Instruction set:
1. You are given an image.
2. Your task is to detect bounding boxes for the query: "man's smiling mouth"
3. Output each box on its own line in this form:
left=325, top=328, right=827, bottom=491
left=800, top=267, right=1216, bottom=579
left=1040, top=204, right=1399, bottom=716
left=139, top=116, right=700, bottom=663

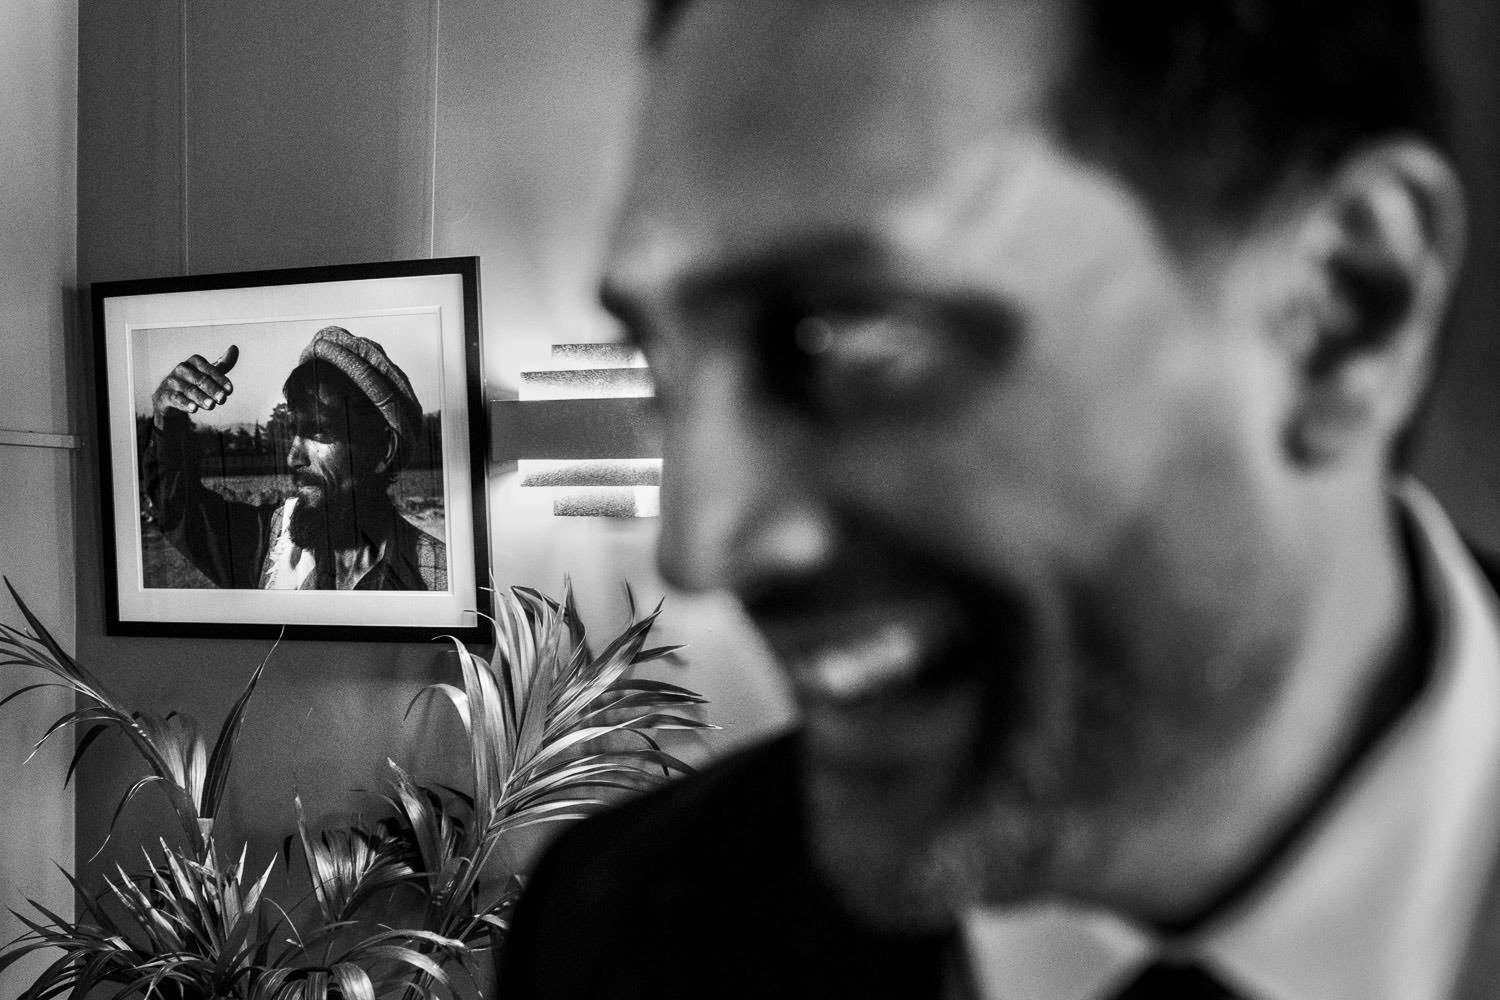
left=784, top=620, right=933, bottom=703
left=767, top=593, right=999, bottom=704
left=755, top=583, right=1032, bottom=786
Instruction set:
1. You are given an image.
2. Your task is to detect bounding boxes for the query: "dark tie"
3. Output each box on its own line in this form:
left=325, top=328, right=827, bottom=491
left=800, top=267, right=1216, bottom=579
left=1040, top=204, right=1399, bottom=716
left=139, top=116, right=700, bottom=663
left=1108, top=959, right=1249, bottom=1000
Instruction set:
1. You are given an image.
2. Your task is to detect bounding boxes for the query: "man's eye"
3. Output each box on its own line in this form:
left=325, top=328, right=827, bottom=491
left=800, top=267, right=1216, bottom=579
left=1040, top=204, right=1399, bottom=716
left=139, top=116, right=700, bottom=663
left=788, top=312, right=951, bottom=418
left=292, top=421, right=334, bottom=444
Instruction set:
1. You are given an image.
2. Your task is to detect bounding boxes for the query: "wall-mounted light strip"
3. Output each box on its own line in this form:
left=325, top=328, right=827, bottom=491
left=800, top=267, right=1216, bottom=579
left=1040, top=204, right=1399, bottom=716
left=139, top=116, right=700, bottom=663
left=553, top=487, right=661, bottom=518
left=547, top=343, right=643, bottom=368
left=518, top=458, right=661, bottom=488
left=489, top=344, right=660, bottom=517
left=520, top=367, right=654, bottom=400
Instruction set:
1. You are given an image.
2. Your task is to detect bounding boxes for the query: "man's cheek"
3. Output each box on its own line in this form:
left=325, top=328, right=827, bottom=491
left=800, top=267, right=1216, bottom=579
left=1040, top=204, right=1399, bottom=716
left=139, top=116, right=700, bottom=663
left=824, top=431, right=1075, bottom=582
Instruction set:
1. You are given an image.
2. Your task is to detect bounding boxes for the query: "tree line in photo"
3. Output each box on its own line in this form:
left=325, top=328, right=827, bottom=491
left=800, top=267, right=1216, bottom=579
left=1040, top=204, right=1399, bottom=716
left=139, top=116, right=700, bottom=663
left=135, top=409, right=445, bottom=480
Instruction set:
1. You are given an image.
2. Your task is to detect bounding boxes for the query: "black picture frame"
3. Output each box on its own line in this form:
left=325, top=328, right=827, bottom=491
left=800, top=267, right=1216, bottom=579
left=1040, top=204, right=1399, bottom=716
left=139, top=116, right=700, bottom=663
left=91, top=256, right=491, bottom=642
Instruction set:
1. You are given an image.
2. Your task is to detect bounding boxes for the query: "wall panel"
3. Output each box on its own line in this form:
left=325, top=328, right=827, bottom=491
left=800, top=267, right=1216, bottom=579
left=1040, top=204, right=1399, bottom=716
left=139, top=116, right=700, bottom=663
left=0, top=452, right=76, bottom=998
left=76, top=1, right=183, bottom=283
left=0, top=0, right=77, bottom=994
left=183, top=0, right=436, bottom=273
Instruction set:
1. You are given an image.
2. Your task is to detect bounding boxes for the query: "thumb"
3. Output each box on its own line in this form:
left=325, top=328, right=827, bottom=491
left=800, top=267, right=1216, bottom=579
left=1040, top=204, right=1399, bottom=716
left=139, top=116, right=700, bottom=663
left=214, top=344, right=240, bottom=374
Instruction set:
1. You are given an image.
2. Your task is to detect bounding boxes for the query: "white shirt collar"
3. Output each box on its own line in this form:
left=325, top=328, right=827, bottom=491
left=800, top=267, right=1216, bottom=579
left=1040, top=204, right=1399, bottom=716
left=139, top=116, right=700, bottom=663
left=961, top=480, right=1500, bottom=1000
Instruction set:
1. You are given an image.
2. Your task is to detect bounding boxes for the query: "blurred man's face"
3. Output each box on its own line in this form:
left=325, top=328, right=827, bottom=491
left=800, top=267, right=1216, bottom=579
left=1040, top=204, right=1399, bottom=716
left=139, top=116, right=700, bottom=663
left=605, top=0, right=1312, bottom=925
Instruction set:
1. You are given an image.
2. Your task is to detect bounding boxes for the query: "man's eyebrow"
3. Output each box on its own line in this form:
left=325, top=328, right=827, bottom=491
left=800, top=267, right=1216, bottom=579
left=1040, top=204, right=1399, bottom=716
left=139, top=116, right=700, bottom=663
left=680, top=232, right=895, bottom=308
left=599, top=231, right=898, bottom=331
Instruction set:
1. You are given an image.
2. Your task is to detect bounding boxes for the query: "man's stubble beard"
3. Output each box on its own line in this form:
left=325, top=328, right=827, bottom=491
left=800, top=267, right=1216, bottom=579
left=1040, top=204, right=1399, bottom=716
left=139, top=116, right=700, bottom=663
left=800, top=641, right=1096, bottom=933
left=288, top=480, right=393, bottom=553
left=798, top=586, right=1295, bottom=935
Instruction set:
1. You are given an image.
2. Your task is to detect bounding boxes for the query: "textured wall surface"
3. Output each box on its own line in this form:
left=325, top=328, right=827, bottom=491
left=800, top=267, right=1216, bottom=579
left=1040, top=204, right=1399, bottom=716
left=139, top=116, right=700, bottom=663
left=0, top=0, right=77, bottom=995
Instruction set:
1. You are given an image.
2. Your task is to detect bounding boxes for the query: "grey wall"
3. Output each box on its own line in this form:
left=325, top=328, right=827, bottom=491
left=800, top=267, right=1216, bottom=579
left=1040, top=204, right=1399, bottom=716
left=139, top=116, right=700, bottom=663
left=73, top=0, right=791, bottom=914
left=1411, top=0, right=1500, bottom=544
left=0, top=0, right=78, bottom=995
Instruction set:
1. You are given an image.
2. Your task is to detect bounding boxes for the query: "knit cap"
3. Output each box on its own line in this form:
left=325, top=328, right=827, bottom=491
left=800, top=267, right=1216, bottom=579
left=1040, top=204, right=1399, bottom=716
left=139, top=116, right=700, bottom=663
left=298, top=325, right=423, bottom=450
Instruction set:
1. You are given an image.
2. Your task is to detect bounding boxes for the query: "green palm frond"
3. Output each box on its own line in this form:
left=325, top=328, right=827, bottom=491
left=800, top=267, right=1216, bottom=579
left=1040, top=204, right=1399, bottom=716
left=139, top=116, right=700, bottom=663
left=5, top=840, right=459, bottom=1000
left=1, top=841, right=279, bottom=1000
left=260, top=925, right=471, bottom=1000
left=397, top=581, right=715, bottom=951
left=380, top=763, right=468, bottom=901
left=291, top=796, right=420, bottom=928
left=1, top=578, right=274, bottom=859
left=2, top=578, right=711, bottom=998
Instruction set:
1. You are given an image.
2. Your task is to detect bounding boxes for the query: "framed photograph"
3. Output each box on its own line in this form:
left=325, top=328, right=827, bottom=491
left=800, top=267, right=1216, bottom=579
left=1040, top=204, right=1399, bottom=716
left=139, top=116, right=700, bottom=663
left=91, top=257, right=491, bottom=641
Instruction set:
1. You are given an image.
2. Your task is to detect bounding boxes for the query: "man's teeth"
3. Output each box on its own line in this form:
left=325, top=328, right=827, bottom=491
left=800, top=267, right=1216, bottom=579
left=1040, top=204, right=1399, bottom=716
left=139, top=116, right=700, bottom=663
left=792, top=622, right=927, bottom=701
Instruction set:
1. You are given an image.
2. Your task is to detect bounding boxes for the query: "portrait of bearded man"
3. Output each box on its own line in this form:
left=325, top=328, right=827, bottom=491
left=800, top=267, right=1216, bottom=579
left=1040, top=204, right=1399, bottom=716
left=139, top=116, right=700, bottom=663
left=145, top=325, right=447, bottom=592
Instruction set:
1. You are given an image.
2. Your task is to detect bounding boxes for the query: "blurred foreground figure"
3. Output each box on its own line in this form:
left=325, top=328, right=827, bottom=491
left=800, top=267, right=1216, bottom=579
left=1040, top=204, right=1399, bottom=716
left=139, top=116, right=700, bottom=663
left=504, top=2, right=1498, bottom=998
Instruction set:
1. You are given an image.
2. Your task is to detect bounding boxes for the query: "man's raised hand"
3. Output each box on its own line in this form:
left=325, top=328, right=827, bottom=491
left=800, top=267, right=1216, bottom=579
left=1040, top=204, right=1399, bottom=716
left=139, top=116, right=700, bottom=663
left=152, top=344, right=240, bottom=424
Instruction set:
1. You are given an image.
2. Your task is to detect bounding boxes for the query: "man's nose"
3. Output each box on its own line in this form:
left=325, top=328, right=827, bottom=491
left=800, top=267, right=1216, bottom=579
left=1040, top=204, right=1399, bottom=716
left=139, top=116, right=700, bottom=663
left=286, top=435, right=308, bottom=470
left=654, top=357, right=836, bottom=598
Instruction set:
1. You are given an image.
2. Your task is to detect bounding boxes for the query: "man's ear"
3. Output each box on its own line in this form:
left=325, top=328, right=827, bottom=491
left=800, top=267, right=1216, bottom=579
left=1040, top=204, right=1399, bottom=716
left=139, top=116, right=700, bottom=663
left=1279, top=139, right=1465, bottom=468
left=374, top=426, right=402, bottom=477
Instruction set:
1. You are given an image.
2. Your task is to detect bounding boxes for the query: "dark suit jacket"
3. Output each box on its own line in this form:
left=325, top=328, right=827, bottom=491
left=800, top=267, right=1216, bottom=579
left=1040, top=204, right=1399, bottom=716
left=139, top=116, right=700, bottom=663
left=500, top=733, right=955, bottom=1000
left=502, top=552, right=1500, bottom=999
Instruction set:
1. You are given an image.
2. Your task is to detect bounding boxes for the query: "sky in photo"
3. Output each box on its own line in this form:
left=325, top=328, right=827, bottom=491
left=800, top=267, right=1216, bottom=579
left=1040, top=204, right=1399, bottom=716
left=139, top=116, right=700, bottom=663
left=130, top=310, right=447, bottom=428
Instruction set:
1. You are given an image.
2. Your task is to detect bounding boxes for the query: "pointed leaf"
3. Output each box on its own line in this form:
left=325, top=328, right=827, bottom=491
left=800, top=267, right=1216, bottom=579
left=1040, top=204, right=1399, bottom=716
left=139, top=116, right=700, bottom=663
left=361, top=945, right=451, bottom=987
left=406, top=682, right=471, bottom=730
left=330, top=962, right=375, bottom=1000
left=0, top=680, right=67, bottom=711
left=202, top=640, right=275, bottom=818
left=64, top=724, right=110, bottom=789
left=631, top=644, right=684, bottom=664
left=3, top=578, right=92, bottom=686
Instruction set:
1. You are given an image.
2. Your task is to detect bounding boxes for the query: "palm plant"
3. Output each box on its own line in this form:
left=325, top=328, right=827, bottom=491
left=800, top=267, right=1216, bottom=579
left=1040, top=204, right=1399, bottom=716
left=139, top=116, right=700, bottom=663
left=0, top=579, right=262, bottom=860
left=295, top=583, right=713, bottom=988
left=0, top=578, right=711, bottom=999
left=4, top=841, right=280, bottom=1000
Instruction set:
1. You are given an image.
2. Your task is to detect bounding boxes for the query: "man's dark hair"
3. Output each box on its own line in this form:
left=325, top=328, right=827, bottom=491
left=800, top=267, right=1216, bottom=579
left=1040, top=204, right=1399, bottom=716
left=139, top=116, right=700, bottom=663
left=283, top=361, right=404, bottom=486
left=646, top=0, right=691, bottom=42
left=643, top=0, right=1451, bottom=465
left=644, top=0, right=1447, bottom=235
left=1056, top=0, right=1446, bottom=235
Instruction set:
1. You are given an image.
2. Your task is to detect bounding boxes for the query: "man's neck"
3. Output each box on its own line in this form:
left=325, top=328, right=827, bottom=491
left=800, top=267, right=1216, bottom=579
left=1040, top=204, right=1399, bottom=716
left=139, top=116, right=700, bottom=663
left=302, top=492, right=400, bottom=589
left=1168, top=511, right=1432, bottom=933
left=1094, top=490, right=1426, bottom=931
